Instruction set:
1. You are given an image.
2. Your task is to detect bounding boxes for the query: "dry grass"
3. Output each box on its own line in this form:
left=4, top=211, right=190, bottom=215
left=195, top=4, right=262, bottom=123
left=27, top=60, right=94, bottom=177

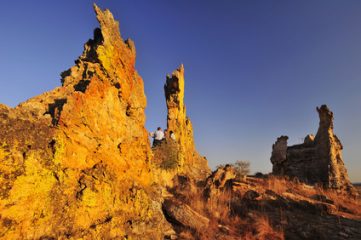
left=171, top=181, right=285, bottom=239
left=263, top=175, right=361, bottom=217
left=263, top=175, right=317, bottom=197
left=242, top=216, right=284, bottom=240
left=169, top=174, right=361, bottom=239
left=317, top=187, right=361, bottom=216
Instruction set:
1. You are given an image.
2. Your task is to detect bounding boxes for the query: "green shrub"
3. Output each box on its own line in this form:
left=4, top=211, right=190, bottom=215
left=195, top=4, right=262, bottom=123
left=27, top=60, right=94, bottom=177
left=152, top=140, right=179, bottom=170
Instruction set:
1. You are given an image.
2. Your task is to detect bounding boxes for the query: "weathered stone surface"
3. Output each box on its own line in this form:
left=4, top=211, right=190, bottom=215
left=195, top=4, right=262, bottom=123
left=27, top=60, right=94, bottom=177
left=164, top=65, right=210, bottom=179
left=270, top=105, right=355, bottom=194
left=202, top=165, right=237, bottom=201
left=0, top=4, right=171, bottom=239
left=206, top=165, right=236, bottom=189
left=270, top=135, right=288, bottom=175
left=163, top=199, right=210, bottom=230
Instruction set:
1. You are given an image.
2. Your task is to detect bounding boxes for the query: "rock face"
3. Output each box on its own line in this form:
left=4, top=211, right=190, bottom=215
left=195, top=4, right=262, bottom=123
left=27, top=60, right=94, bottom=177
left=0, top=5, right=172, bottom=239
left=163, top=198, right=210, bottom=231
left=164, top=65, right=210, bottom=179
left=270, top=136, right=289, bottom=175
left=271, top=105, right=355, bottom=193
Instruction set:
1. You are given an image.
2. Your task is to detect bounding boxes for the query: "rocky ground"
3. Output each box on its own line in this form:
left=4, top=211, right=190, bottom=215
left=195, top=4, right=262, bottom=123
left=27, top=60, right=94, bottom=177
left=162, top=166, right=361, bottom=240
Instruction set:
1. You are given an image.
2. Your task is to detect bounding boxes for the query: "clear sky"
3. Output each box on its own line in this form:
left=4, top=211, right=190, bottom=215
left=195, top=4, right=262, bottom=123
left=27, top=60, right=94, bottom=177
left=0, top=1, right=360, bottom=181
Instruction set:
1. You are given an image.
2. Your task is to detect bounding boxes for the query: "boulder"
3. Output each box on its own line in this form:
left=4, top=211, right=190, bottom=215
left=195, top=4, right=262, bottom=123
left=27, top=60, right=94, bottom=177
left=163, top=199, right=210, bottom=231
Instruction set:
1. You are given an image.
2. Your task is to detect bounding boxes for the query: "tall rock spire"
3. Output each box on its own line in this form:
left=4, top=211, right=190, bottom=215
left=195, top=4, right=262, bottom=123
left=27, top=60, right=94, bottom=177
left=164, top=65, right=210, bottom=179
left=314, top=105, right=353, bottom=190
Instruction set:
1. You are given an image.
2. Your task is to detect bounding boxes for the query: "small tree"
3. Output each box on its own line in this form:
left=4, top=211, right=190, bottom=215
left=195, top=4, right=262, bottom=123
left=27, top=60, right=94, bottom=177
left=216, top=164, right=226, bottom=169
left=233, top=160, right=250, bottom=179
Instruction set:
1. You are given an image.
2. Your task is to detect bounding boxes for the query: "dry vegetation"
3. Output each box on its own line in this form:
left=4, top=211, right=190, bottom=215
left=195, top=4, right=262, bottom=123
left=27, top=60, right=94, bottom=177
left=165, top=173, right=361, bottom=240
left=166, top=176, right=285, bottom=239
left=262, top=176, right=361, bottom=217
left=152, top=140, right=180, bottom=169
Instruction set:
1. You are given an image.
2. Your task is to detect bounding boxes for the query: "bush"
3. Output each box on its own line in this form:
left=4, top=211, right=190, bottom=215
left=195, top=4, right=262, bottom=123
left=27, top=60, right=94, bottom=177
left=152, top=140, right=179, bottom=170
left=215, top=164, right=226, bottom=169
left=233, top=160, right=250, bottom=179
left=255, top=172, right=265, bottom=178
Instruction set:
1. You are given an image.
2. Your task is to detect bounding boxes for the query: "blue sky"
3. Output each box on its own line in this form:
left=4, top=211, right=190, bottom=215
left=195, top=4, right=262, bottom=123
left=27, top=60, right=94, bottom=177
left=0, top=1, right=360, bottom=181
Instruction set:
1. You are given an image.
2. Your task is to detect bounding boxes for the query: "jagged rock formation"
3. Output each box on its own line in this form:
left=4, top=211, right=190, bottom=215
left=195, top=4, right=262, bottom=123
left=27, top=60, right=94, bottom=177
left=0, top=5, right=173, bottom=239
left=164, top=65, right=210, bottom=179
left=1, top=4, right=360, bottom=240
left=271, top=105, right=355, bottom=193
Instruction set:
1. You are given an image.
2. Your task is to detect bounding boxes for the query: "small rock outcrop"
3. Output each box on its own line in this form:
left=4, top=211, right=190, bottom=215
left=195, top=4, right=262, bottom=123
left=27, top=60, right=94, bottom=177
left=163, top=198, right=210, bottom=231
left=271, top=105, right=355, bottom=193
left=164, top=65, right=210, bottom=179
left=203, top=165, right=236, bottom=198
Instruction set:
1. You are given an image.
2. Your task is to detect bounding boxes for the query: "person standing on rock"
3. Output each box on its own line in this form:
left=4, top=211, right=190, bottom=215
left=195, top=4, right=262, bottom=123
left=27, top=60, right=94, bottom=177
left=169, top=130, right=176, bottom=141
left=150, top=127, right=164, bottom=147
left=163, top=129, right=168, bottom=142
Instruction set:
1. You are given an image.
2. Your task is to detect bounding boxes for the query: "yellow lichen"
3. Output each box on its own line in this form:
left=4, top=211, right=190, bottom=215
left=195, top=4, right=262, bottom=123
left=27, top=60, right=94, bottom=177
left=53, top=136, right=65, bottom=165
left=0, top=143, right=8, bottom=160
left=97, top=44, right=115, bottom=74
left=0, top=143, right=21, bottom=175
left=0, top=152, right=56, bottom=238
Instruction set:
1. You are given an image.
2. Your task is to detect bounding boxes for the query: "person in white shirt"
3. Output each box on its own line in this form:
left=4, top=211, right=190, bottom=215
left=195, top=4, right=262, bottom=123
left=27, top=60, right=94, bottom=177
left=150, top=127, right=164, bottom=147
left=169, top=130, right=176, bottom=141
left=164, top=129, right=168, bottom=140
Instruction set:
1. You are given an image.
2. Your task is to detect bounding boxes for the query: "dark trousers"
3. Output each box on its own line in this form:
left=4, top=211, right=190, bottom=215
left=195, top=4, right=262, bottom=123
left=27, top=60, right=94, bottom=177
left=153, top=139, right=162, bottom=147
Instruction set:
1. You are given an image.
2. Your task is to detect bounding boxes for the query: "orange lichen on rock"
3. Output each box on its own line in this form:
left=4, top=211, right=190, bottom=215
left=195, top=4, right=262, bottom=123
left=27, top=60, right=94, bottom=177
left=0, top=4, right=172, bottom=239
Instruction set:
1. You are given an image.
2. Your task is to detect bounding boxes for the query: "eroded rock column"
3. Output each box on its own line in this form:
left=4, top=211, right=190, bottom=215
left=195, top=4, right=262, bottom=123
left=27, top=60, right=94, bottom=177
left=164, top=65, right=210, bottom=179
left=314, top=105, right=354, bottom=191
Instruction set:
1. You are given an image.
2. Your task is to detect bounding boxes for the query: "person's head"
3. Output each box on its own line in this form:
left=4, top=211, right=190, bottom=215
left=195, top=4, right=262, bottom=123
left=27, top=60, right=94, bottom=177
left=157, top=127, right=162, bottom=131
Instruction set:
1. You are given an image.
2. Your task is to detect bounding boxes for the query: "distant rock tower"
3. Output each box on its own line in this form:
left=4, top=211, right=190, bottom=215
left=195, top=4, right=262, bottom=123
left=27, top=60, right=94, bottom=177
left=164, top=65, right=210, bottom=179
left=271, top=105, right=355, bottom=193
